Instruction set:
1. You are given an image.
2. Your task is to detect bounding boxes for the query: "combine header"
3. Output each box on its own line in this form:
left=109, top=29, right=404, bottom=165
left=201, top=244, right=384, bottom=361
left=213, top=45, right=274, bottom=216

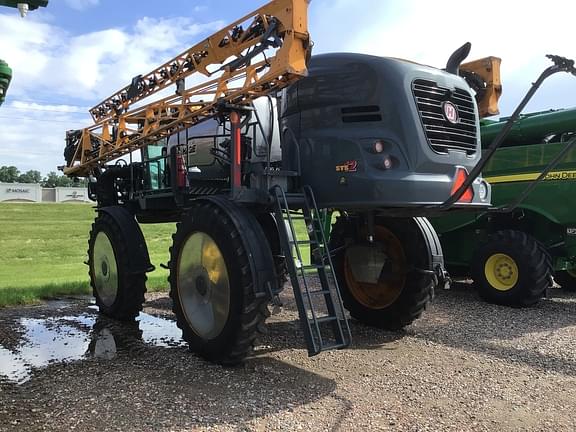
left=60, top=0, right=575, bottom=363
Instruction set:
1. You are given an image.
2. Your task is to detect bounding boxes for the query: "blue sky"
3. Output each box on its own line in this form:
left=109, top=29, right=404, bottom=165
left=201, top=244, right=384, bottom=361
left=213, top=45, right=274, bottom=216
left=1, top=0, right=575, bottom=173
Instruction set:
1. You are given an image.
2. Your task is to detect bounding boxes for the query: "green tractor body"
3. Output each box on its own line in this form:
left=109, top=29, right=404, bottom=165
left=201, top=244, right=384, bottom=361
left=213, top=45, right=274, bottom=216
left=0, top=0, right=48, bottom=12
left=432, top=107, right=576, bottom=304
left=0, top=59, right=12, bottom=107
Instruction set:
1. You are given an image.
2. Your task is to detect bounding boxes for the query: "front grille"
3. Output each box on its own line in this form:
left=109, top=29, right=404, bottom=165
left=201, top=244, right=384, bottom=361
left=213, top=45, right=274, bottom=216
left=412, top=79, right=478, bottom=155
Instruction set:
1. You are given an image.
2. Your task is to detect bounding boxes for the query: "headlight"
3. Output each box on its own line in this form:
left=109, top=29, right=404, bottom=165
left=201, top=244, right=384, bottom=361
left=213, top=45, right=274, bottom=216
left=478, top=181, right=488, bottom=201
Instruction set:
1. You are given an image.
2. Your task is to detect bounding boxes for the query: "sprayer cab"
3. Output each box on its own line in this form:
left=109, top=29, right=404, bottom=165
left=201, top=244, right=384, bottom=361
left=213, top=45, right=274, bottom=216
left=280, top=53, right=491, bottom=213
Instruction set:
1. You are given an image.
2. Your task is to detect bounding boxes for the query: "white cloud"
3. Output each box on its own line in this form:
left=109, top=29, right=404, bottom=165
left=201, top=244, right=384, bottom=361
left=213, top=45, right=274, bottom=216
left=64, top=0, right=99, bottom=11
left=8, top=100, right=89, bottom=113
left=0, top=101, right=89, bottom=174
left=0, top=14, right=224, bottom=102
left=0, top=14, right=224, bottom=173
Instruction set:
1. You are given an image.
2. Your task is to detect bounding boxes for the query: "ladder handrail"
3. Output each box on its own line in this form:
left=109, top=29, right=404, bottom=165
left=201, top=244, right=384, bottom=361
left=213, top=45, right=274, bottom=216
left=302, top=185, right=351, bottom=344
left=271, top=185, right=323, bottom=347
left=271, top=184, right=351, bottom=355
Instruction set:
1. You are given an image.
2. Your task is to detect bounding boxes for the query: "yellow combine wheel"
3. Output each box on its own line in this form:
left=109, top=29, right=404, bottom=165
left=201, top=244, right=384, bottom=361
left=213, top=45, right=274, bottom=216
left=471, top=230, right=552, bottom=307
left=484, top=253, right=519, bottom=291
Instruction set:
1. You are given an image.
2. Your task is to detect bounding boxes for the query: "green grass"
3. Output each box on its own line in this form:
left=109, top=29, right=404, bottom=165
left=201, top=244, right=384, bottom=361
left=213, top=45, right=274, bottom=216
left=0, top=203, right=323, bottom=307
left=0, top=203, right=175, bottom=306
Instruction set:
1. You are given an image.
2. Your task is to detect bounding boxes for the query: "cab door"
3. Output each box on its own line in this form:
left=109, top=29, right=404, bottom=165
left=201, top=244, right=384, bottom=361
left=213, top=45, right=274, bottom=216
left=142, top=139, right=168, bottom=190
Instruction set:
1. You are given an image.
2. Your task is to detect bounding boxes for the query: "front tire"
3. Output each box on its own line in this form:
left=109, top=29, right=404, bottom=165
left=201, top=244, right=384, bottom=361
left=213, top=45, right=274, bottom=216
left=471, top=230, right=552, bottom=307
left=330, top=217, right=434, bottom=330
left=88, top=212, right=147, bottom=321
left=169, top=201, right=272, bottom=365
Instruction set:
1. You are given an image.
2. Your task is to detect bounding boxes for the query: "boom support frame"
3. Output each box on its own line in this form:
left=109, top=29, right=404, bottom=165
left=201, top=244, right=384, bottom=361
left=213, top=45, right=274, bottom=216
left=63, top=0, right=311, bottom=177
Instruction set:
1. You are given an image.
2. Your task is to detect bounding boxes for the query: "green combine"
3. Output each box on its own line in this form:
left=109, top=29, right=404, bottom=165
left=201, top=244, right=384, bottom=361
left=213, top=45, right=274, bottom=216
left=0, top=59, right=11, bottom=107
left=0, top=1, right=48, bottom=106
left=0, top=0, right=48, bottom=16
left=432, top=108, right=576, bottom=306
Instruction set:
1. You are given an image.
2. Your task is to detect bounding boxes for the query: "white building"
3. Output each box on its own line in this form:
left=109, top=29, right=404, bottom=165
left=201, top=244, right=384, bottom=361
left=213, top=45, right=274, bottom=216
left=0, top=183, right=91, bottom=203
left=55, top=187, right=90, bottom=203
left=0, top=183, right=42, bottom=202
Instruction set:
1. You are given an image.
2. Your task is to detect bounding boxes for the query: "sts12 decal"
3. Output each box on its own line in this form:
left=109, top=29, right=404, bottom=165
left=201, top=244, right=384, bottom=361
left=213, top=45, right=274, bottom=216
left=336, top=160, right=358, bottom=173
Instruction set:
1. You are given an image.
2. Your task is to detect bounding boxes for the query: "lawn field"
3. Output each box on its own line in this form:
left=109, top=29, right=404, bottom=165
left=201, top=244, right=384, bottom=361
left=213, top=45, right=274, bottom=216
left=0, top=203, right=312, bottom=306
left=0, top=203, right=175, bottom=306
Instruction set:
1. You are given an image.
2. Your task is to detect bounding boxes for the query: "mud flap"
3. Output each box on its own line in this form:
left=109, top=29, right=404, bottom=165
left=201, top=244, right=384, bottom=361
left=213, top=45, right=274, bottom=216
left=413, top=217, right=448, bottom=290
left=98, top=206, right=154, bottom=274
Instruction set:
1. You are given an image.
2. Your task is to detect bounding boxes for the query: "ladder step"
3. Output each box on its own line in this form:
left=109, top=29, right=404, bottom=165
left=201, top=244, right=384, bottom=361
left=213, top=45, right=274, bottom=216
left=285, top=216, right=310, bottom=221
left=309, top=289, right=331, bottom=295
left=290, top=239, right=319, bottom=246
left=301, top=264, right=331, bottom=271
left=316, top=316, right=338, bottom=324
left=320, top=342, right=348, bottom=351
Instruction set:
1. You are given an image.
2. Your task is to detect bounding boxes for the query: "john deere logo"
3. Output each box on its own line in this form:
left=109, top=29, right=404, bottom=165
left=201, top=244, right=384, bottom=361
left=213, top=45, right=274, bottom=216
left=443, top=101, right=459, bottom=124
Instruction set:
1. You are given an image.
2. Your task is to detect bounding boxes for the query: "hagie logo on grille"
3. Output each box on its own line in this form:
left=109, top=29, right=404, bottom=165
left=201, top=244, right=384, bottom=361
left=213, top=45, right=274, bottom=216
left=443, top=101, right=459, bottom=124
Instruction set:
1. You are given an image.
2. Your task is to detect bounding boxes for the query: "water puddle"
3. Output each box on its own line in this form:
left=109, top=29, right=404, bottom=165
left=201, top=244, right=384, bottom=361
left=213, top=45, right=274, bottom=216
left=0, top=306, right=186, bottom=385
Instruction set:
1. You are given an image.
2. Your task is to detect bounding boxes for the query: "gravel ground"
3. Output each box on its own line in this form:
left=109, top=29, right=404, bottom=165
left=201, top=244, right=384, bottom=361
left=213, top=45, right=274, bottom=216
left=1, top=281, right=576, bottom=431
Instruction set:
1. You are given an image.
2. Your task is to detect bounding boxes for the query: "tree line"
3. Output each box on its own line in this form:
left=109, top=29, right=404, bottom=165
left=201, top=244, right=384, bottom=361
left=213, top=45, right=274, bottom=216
left=0, top=166, right=88, bottom=187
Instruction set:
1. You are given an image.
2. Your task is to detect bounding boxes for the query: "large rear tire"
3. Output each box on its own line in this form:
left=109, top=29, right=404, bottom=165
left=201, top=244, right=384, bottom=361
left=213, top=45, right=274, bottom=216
left=555, top=270, right=576, bottom=292
left=330, top=217, right=434, bottom=330
left=471, top=230, right=552, bottom=307
left=88, top=212, right=147, bottom=321
left=169, top=201, right=272, bottom=365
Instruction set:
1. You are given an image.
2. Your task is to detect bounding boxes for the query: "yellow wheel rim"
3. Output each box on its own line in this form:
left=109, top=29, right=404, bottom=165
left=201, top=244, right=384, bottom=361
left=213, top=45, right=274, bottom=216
left=484, top=253, right=519, bottom=291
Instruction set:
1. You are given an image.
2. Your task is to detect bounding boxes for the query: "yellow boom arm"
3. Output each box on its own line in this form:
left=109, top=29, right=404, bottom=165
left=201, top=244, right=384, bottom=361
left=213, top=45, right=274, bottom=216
left=64, top=0, right=311, bottom=176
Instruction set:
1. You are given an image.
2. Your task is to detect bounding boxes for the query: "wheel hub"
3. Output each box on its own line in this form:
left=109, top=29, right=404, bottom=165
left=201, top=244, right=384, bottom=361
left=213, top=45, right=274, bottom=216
left=177, top=232, right=230, bottom=340
left=344, top=226, right=407, bottom=309
left=195, top=275, right=209, bottom=298
left=93, top=231, right=119, bottom=307
left=484, top=253, right=518, bottom=291
left=101, top=260, right=109, bottom=278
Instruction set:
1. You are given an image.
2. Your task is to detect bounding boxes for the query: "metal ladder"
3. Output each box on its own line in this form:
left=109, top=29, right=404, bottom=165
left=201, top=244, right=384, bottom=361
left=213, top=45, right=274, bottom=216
left=271, top=185, right=351, bottom=356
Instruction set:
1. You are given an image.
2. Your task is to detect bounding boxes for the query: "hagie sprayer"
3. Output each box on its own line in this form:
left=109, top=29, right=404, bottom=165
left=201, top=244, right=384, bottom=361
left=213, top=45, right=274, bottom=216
left=60, top=0, right=576, bottom=363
